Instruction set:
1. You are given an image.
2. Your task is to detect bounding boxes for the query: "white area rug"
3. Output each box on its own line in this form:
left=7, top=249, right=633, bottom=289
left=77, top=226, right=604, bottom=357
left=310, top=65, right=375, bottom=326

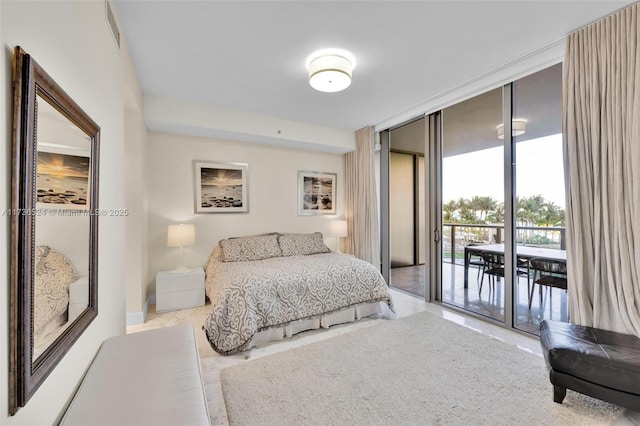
left=221, top=310, right=622, bottom=425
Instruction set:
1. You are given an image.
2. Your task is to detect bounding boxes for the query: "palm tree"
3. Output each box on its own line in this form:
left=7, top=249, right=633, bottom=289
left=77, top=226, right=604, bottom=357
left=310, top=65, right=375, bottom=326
left=477, top=196, right=497, bottom=223
left=539, top=201, right=561, bottom=226
left=455, top=197, right=474, bottom=224
left=444, top=194, right=565, bottom=247
left=517, top=194, right=545, bottom=226
left=469, top=196, right=483, bottom=223
left=443, top=200, right=457, bottom=223
left=487, top=202, right=504, bottom=224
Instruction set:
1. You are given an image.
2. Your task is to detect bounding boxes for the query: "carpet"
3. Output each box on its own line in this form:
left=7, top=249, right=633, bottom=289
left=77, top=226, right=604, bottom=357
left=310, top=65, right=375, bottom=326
left=221, top=310, right=623, bottom=425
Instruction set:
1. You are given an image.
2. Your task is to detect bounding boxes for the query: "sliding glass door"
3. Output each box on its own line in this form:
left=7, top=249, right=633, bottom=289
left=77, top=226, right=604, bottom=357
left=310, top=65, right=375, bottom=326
left=433, top=64, right=567, bottom=335
left=379, top=63, right=567, bottom=335
left=513, top=64, right=567, bottom=333
left=440, top=88, right=505, bottom=322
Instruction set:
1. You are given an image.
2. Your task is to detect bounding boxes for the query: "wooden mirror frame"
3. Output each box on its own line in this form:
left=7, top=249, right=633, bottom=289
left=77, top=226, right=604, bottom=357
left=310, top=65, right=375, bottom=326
left=9, top=47, right=100, bottom=415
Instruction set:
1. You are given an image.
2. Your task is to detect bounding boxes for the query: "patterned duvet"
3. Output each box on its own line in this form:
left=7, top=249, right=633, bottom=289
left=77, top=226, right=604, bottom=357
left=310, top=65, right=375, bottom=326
left=34, top=246, right=78, bottom=334
left=203, top=248, right=393, bottom=355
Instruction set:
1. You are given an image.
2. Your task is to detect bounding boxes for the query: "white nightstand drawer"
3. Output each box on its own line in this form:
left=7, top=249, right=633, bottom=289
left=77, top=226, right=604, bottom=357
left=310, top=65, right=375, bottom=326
left=156, top=268, right=205, bottom=312
left=156, top=268, right=204, bottom=293
left=157, top=289, right=205, bottom=313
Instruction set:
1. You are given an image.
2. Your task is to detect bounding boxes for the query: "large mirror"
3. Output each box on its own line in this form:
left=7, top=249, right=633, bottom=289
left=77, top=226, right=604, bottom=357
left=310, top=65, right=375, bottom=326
left=9, top=47, right=100, bottom=414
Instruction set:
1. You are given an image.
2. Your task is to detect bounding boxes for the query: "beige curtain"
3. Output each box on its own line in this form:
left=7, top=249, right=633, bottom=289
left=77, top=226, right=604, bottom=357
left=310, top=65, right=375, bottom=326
left=344, top=126, right=380, bottom=266
left=563, top=3, right=640, bottom=335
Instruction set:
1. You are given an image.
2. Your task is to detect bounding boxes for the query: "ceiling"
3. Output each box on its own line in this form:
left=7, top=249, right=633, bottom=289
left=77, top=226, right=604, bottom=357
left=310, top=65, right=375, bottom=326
left=386, top=63, right=562, bottom=157
left=113, top=1, right=635, bottom=133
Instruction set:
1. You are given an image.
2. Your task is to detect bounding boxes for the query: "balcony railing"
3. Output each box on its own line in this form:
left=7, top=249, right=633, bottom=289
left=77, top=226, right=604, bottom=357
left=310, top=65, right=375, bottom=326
left=443, top=223, right=566, bottom=265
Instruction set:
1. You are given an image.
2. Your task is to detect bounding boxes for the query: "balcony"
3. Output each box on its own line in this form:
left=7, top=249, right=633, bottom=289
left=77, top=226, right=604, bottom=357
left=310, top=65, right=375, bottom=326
left=390, top=223, right=568, bottom=335
left=442, top=223, right=566, bottom=265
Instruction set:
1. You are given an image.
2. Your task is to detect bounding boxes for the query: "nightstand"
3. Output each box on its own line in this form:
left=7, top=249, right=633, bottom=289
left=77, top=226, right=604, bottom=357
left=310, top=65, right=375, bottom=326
left=155, top=267, right=205, bottom=312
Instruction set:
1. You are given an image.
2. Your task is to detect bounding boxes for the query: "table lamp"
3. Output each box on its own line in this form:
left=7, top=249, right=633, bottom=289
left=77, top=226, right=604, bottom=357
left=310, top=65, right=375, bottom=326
left=167, top=223, right=196, bottom=273
left=330, top=219, right=348, bottom=253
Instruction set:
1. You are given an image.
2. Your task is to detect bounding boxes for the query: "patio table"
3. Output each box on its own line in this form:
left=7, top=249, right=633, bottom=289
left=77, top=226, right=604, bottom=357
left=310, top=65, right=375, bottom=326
left=463, top=243, right=566, bottom=288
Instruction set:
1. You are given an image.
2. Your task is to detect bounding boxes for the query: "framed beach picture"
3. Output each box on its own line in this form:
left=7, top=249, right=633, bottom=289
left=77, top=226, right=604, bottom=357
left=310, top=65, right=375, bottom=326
left=194, top=161, right=249, bottom=213
left=298, top=171, right=336, bottom=215
left=36, top=146, right=91, bottom=209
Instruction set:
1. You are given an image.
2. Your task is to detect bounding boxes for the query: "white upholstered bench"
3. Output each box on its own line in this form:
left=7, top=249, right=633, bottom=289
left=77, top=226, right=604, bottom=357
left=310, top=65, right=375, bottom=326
left=61, top=324, right=210, bottom=425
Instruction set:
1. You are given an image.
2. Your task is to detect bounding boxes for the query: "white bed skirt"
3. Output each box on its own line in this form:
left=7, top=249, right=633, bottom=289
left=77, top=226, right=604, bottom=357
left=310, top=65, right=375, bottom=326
left=244, top=301, right=385, bottom=350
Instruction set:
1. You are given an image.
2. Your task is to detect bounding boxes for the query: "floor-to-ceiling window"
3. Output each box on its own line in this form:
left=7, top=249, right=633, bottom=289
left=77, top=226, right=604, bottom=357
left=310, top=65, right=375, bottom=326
left=435, top=64, right=567, bottom=334
left=440, top=87, right=505, bottom=322
left=381, top=64, right=567, bottom=335
left=513, top=64, right=567, bottom=334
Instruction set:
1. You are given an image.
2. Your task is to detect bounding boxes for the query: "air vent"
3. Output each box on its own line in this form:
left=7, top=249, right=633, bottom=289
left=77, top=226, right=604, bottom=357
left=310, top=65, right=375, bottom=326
left=105, top=0, right=120, bottom=49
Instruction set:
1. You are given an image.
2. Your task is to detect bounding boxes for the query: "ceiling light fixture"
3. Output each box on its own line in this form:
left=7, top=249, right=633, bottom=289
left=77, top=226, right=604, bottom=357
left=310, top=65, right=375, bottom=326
left=497, top=119, right=527, bottom=139
left=306, top=49, right=355, bottom=93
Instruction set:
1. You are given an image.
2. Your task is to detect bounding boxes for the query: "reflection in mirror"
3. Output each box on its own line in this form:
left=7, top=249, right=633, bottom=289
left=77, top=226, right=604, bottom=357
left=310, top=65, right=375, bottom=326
left=33, top=95, right=91, bottom=360
left=9, top=46, right=100, bottom=415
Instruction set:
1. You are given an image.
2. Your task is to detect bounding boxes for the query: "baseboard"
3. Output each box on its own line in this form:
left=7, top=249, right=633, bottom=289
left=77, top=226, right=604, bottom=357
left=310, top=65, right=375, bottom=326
left=126, top=296, right=152, bottom=326
left=126, top=311, right=144, bottom=326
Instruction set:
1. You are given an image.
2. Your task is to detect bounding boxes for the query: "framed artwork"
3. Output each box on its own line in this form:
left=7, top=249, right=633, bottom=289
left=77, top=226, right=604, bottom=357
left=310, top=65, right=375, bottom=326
left=298, top=171, right=336, bottom=215
left=36, top=145, right=91, bottom=210
left=194, top=160, right=249, bottom=213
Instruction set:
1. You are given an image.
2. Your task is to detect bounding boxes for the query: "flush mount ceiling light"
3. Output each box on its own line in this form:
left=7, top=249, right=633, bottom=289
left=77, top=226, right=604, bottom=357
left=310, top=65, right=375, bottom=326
left=306, top=49, right=355, bottom=93
left=497, top=119, right=527, bottom=139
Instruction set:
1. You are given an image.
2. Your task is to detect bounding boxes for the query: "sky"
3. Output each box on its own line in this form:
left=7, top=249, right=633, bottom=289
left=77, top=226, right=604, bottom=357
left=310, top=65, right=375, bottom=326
left=442, top=134, right=565, bottom=208
left=37, top=152, right=90, bottom=178
left=200, top=167, right=243, bottom=186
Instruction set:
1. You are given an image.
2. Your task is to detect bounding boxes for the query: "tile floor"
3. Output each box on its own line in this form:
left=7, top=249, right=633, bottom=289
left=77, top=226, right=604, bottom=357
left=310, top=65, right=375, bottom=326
left=391, top=263, right=569, bottom=335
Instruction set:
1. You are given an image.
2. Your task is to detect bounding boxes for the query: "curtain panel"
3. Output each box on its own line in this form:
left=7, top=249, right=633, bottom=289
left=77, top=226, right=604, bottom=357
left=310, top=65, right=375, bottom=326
left=563, top=2, right=640, bottom=335
left=344, top=126, right=380, bottom=267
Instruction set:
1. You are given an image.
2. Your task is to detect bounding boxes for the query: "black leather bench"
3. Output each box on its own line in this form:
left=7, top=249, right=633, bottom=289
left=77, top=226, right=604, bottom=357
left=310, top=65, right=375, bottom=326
left=539, top=319, right=640, bottom=410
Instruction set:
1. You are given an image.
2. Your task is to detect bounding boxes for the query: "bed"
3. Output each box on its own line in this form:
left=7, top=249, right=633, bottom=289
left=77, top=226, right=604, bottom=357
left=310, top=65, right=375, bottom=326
left=33, top=245, right=88, bottom=357
left=202, top=232, right=394, bottom=355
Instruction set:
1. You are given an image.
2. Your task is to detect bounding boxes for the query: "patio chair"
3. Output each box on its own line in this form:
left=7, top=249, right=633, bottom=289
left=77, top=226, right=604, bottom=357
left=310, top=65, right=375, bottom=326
left=528, top=257, right=567, bottom=308
left=479, top=252, right=504, bottom=293
left=466, top=243, right=485, bottom=286
left=479, top=251, right=532, bottom=294
left=517, top=257, right=532, bottom=297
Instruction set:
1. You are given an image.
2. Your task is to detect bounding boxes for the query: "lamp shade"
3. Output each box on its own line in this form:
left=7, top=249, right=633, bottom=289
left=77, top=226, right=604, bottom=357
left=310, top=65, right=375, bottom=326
left=167, top=224, right=196, bottom=247
left=330, top=220, right=348, bottom=238
left=497, top=119, right=527, bottom=139
left=306, top=49, right=355, bottom=93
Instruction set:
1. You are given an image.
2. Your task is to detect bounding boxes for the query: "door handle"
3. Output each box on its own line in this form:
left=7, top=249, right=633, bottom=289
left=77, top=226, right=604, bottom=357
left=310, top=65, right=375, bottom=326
left=434, top=229, right=440, bottom=243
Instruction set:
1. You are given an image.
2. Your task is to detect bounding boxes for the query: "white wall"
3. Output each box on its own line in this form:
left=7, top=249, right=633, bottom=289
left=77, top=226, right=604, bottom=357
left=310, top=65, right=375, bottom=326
left=1, top=1, right=127, bottom=423
left=123, top=45, right=148, bottom=321
left=147, top=131, right=345, bottom=297
left=145, top=95, right=356, bottom=154
left=124, top=107, right=148, bottom=320
left=36, top=215, right=90, bottom=274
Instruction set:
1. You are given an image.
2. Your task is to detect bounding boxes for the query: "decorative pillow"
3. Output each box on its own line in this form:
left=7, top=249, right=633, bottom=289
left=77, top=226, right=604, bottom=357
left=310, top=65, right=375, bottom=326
left=34, top=246, right=79, bottom=333
left=278, top=232, right=330, bottom=256
left=219, top=234, right=282, bottom=262
left=209, top=245, right=223, bottom=262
